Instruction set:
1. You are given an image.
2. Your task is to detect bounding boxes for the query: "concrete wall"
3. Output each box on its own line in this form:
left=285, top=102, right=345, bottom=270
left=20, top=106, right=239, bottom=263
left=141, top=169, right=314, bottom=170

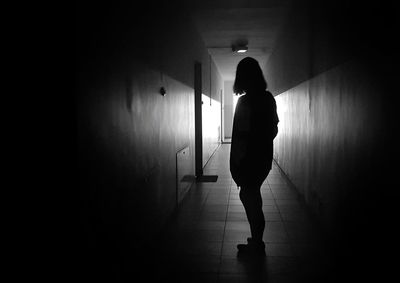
left=265, top=0, right=398, bottom=280
left=274, top=61, right=383, bottom=225
left=76, top=1, right=223, bottom=279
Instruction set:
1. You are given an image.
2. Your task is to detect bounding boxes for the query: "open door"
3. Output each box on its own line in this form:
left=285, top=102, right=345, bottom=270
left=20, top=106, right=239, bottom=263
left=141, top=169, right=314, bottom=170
left=194, top=62, right=218, bottom=183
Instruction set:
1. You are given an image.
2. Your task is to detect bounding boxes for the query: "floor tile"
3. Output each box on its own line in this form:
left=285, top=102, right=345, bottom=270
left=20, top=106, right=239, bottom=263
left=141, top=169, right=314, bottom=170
left=199, top=212, right=227, bottom=221
left=178, top=255, right=221, bottom=273
left=221, top=241, right=239, bottom=257
left=266, top=243, right=294, bottom=256
left=178, top=272, right=219, bottom=283
left=156, top=144, right=328, bottom=283
left=195, top=220, right=226, bottom=231
left=263, top=205, right=279, bottom=212
left=228, top=205, right=246, bottom=212
left=218, top=273, right=251, bottom=283
left=264, top=212, right=282, bottom=222
left=227, top=211, right=248, bottom=222
left=263, top=230, right=289, bottom=243
left=178, top=240, right=223, bottom=255
left=265, top=256, right=298, bottom=276
left=228, top=199, right=242, bottom=205
left=225, top=221, right=250, bottom=231
left=273, top=192, right=298, bottom=200
left=202, top=204, right=228, bottom=213
left=223, top=230, right=251, bottom=242
left=190, top=229, right=225, bottom=241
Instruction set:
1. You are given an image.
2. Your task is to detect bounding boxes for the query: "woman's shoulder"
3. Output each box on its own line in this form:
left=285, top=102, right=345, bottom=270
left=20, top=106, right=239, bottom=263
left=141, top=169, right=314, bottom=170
left=264, top=90, right=276, bottom=104
left=240, top=90, right=275, bottom=106
left=265, top=90, right=273, bottom=97
left=237, top=94, right=249, bottom=105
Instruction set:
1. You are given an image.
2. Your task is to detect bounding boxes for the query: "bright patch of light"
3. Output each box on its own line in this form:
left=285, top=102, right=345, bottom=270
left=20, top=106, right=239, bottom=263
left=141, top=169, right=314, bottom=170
left=202, top=94, right=221, bottom=162
left=233, top=94, right=241, bottom=112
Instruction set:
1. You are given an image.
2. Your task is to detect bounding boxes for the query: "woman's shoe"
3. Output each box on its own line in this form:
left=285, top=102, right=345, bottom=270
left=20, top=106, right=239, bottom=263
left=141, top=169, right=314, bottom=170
left=237, top=238, right=266, bottom=256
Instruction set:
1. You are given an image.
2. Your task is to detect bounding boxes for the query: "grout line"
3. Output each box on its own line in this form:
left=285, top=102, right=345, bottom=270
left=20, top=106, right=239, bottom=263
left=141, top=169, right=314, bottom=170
left=200, top=144, right=232, bottom=277
left=202, top=143, right=222, bottom=171
left=218, top=176, right=232, bottom=274
left=269, top=167, right=297, bottom=260
left=270, top=161, right=307, bottom=266
left=272, top=159, right=324, bottom=234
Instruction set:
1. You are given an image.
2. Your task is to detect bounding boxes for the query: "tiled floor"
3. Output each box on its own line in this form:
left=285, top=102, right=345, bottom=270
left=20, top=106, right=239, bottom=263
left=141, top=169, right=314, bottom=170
left=154, top=144, right=330, bottom=282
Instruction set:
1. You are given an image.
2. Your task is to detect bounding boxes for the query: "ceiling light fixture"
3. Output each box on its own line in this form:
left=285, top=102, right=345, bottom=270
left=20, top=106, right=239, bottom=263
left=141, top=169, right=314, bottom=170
left=232, top=45, right=248, bottom=53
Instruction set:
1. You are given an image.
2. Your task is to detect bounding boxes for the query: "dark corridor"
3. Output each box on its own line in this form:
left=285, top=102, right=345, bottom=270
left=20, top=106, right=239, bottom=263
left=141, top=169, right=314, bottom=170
left=76, top=0, right=399, bottom=282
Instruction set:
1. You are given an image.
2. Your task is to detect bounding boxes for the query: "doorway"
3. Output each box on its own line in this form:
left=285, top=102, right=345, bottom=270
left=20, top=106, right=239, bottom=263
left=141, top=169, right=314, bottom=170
left=222, top=81, right=235, bottom=143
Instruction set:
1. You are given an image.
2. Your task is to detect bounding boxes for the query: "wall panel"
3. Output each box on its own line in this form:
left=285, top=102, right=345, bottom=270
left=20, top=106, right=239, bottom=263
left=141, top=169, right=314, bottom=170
left=76, top=1, right=223, bottom=278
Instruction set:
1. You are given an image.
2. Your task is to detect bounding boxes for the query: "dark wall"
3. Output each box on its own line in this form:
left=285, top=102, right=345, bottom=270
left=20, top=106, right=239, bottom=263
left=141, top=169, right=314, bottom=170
left=76, top=1, right=223, bottom=280
left=266, top=0, right=399, bottom=95
left=265, top=0, right=399, bottom=280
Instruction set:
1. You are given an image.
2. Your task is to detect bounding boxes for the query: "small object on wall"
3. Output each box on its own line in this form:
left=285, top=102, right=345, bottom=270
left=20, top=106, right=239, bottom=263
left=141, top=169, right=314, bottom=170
left=160, top=87, right=166, bottom=96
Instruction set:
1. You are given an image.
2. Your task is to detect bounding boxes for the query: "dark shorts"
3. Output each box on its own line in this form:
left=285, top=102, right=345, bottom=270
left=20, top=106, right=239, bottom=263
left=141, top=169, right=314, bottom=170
left=232, top=168, right=269, bottom=188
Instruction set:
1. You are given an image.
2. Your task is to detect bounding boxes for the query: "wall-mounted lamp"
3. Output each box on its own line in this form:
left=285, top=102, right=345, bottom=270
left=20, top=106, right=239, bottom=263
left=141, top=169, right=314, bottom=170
left=160, top=87, right=166, bottom=96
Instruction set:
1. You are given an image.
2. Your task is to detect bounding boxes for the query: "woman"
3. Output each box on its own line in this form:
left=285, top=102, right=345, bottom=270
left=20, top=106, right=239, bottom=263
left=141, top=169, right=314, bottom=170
left=230, top=57, right=279, bottom=256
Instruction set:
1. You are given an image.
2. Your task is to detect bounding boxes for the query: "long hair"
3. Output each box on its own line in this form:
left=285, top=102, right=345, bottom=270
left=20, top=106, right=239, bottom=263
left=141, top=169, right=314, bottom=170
left=233, top=57, right=267, bottom=95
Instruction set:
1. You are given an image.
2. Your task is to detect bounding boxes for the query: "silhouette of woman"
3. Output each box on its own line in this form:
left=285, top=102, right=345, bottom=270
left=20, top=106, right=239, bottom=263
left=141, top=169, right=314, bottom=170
left=230, top=57, right=279, bottom=255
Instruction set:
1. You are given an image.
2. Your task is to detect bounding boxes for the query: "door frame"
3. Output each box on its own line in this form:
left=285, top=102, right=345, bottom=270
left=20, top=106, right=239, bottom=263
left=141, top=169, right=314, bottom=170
left=194, top=62, right=203, bottom=177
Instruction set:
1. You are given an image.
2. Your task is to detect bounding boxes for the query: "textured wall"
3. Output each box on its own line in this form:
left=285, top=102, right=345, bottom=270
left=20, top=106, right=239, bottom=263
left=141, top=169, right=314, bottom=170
left=265, top=0, right=398, bottom=280
left=76, top=1, right=223, bottom=278
left=274, top=61, right=382, bottom=227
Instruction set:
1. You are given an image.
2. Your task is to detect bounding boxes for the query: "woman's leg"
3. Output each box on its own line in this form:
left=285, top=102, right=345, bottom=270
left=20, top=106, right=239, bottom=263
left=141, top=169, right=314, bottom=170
left=239, top=184, right=265, bottom=242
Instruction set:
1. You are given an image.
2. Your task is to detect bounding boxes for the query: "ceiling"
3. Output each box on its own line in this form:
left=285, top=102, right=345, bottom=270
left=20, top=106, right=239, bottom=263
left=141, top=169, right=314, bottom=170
left=189, top=0, right=292, bottom=81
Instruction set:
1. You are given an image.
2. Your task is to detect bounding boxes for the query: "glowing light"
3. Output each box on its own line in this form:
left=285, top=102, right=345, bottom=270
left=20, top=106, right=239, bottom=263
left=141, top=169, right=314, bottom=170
left=232, top=45, right=248, bottom=53
left=233, top=94, right=240, bottom=111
